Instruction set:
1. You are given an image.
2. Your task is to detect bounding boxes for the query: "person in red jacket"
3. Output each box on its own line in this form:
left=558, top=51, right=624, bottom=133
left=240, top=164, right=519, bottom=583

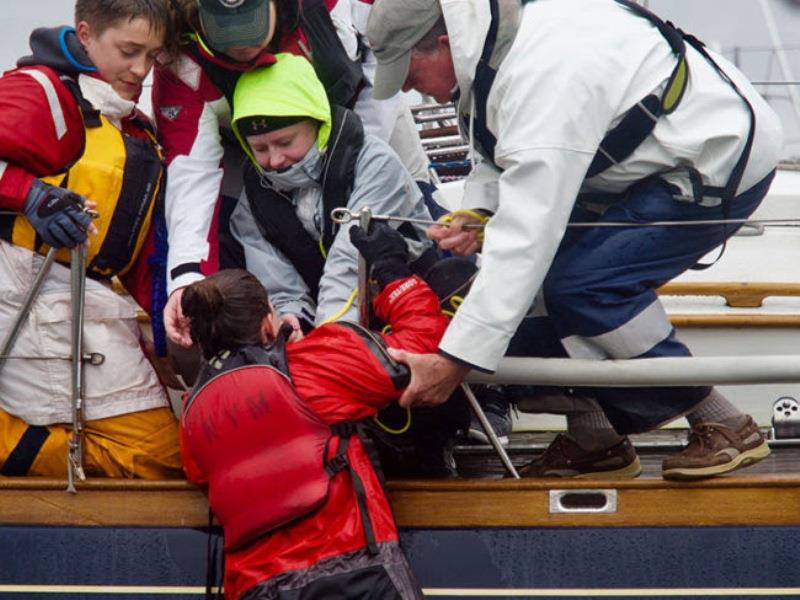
left=0, top=0, right=182, bottom=479
left=180, top=224, right=441, bottom=598
left=154, top=0, right=364, bottom=372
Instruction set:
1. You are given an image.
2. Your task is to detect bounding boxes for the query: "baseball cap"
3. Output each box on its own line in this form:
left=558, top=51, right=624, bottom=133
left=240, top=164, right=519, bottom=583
left=198, top=0, right=271, bottom=51
left=367, top=0, right=443, bottom=99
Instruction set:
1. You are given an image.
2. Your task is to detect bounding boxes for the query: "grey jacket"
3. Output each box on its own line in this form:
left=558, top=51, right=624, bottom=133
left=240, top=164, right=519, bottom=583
left=231, top=134, right=433, bottom=326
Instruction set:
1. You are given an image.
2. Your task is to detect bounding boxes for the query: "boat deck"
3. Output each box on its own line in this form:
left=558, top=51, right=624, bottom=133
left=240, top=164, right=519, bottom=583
left=455, top=430, right=800, bottom=479
left=2, top=432, right=798, bottom=529
left=2, top=435, right=799, bottom=598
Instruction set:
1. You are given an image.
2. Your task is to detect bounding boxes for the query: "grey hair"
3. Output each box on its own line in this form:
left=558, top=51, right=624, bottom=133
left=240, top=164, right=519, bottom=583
left=412, top=15, right=447, bottom=53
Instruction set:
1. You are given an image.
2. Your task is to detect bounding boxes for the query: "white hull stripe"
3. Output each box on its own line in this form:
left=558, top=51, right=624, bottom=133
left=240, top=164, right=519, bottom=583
left=19, top=69, right=68, bottom=140
left=561, top=301, right=673, bottom=360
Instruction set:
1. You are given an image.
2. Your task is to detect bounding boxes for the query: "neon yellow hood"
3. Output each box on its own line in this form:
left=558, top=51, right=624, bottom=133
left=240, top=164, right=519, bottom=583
left=232, top=53, right=331, bottom=170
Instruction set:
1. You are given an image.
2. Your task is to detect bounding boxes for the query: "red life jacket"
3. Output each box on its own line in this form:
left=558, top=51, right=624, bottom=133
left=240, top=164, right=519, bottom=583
left=182, top=344, right=377, bottom=553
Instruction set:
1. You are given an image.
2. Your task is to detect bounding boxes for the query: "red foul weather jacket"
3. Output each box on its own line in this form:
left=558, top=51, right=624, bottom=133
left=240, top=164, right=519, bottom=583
left=181, top=274, right=446, bottom=599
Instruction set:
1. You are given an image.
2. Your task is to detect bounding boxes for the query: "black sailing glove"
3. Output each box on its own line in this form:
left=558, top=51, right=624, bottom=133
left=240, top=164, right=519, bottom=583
left=349, top=222, right=412, bottom=289
left=24, top=179, right=92, bottom=249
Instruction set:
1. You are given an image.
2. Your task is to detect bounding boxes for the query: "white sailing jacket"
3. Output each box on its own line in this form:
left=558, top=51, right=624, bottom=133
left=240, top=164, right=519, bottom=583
left=439, top=0, right=784, bottom=371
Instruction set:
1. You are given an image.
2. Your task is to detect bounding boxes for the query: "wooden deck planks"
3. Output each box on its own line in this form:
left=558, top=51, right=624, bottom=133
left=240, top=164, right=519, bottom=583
left=2, top=467, right=799, bottom=529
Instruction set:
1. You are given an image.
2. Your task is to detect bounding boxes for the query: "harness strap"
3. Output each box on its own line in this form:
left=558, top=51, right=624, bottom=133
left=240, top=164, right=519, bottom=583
left=464, top=0, right=501, bottom=162
left=585, top=0, right=688, bottom=178
left=0, top=425, right=50, bottom=476
left=681, top=34, right=756, bottom=270
left=327, top=422, right=379, bottom=555
left=59, top=75, right=101, bottom=128
left=204, top=508, right=224, bottom=600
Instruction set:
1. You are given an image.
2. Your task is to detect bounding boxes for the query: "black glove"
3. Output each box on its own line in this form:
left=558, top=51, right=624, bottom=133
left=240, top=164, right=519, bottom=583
left=349, top=222, right=412, bottom=289
left=24, top=179, right=92, bottom=249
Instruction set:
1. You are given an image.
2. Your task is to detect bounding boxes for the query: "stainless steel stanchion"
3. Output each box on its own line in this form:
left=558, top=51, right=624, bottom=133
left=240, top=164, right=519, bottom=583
left=66, top=245, right=87, bottom=493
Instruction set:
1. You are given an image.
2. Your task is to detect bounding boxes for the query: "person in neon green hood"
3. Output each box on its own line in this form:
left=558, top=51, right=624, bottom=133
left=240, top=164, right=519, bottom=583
left=229, top=53, right=437, bottom=339
left=229, top=53, right=470, bottom=480
left=233, top=53, right=331, bottom=173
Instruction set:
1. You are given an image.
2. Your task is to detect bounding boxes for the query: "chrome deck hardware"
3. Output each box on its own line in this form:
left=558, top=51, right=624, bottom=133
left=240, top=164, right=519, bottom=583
left=772, top=396, right=800, bottom=440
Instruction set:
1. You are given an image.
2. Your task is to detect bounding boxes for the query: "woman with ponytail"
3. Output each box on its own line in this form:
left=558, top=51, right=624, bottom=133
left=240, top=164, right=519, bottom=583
left=178, top=224, right=446, bottom=599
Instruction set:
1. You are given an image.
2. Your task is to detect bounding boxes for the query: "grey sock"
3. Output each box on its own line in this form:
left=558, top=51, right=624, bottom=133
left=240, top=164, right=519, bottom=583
left=567, top=405, right=623, bottom=451
left=686, top=389, right=747, bottom=429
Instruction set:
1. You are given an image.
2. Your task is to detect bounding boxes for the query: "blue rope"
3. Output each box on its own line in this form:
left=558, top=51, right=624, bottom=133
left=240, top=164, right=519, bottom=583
left=149, top=206, right=169, bottom=357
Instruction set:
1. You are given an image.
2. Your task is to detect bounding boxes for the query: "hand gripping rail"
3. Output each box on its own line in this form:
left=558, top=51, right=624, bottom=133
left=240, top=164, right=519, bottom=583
left=341, top=206, right=519, bottom=478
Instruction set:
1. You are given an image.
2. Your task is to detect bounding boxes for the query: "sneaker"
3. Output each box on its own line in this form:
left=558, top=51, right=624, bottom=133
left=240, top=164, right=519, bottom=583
left=662, top=416, right=770, bottom=480
left=519, top=434, right=642, bottom=479
left=466, top=385, right=512, bottom=446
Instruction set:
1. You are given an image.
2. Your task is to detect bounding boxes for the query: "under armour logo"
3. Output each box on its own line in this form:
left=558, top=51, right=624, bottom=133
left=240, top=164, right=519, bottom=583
left=250, top=118, right=268, bottom=132
left=159, top=105, right=182, bottom=121
left=219, top=0, right=246, bottom=7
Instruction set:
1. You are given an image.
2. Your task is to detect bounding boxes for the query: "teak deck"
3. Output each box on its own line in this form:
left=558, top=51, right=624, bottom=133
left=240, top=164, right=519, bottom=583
left=2, top=444, right=799, bottom=529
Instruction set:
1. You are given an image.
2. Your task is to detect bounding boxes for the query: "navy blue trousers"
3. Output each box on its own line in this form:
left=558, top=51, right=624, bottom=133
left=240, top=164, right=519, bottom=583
left=506, top=171, right=776, bottom=434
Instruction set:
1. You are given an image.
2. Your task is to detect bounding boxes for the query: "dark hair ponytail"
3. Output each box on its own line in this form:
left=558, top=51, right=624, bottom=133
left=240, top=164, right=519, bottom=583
left=182, top=269, right=272, bottom=360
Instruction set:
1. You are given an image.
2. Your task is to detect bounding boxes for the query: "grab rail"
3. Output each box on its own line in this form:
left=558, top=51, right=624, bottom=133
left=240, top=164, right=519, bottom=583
left=467, top=355, right=800, bottom=387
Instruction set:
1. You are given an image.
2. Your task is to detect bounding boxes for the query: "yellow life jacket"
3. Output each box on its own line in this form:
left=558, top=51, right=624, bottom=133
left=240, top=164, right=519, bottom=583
left=7, top=113, right=164, bottom=279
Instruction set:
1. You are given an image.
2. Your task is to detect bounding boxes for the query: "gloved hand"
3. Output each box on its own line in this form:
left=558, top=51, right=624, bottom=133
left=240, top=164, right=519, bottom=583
left=24, top=179, right=92, bottom=249
left=349, top=222, right=411, bottom=288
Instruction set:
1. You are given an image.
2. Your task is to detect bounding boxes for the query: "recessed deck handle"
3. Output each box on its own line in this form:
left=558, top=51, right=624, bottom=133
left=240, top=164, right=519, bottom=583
left=549, top=489, right=618, bottom=514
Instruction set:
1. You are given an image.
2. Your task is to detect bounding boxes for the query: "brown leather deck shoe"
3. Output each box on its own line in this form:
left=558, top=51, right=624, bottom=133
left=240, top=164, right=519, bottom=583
left=519, top=434, right=642, bottom=479
left=662, top=416, right=770, bottom=481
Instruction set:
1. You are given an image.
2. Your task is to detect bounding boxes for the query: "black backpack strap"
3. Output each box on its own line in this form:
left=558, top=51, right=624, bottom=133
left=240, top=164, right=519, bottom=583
left=327, top=421, right=379, bottom=555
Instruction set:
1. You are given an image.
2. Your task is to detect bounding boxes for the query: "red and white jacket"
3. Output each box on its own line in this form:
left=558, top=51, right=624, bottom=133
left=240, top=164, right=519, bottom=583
left=0, top=65, right=84, bottom=211
left=152, top=0, right=360, bottom=296
left=0, top=59, right=159, bottom=311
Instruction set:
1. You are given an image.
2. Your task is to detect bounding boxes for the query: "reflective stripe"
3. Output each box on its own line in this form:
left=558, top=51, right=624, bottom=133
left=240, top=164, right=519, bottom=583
left=561, top=301, right=673, bottom=360
left=637, top=99, right=659, bottom=122
left=0, top=160, right=7, bottom=180
left=18, top=69, right=67, bottom=140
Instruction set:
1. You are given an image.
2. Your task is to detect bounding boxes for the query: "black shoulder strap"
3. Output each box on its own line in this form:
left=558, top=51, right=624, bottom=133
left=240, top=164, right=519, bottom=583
left=59, top=74, right=101, bottom=128
left=585, top=0, right=688, bottom=178
left=244, top=164, right=326, bottom=298
left=298, top=0, right=365, bottom=107
left=327, top=421, right=379, bottom=555
left=320, top=105, right=365, bottom=248
left=188, top=329, right=294, bottom=409
left=464, top=0, right=501, bottom=164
